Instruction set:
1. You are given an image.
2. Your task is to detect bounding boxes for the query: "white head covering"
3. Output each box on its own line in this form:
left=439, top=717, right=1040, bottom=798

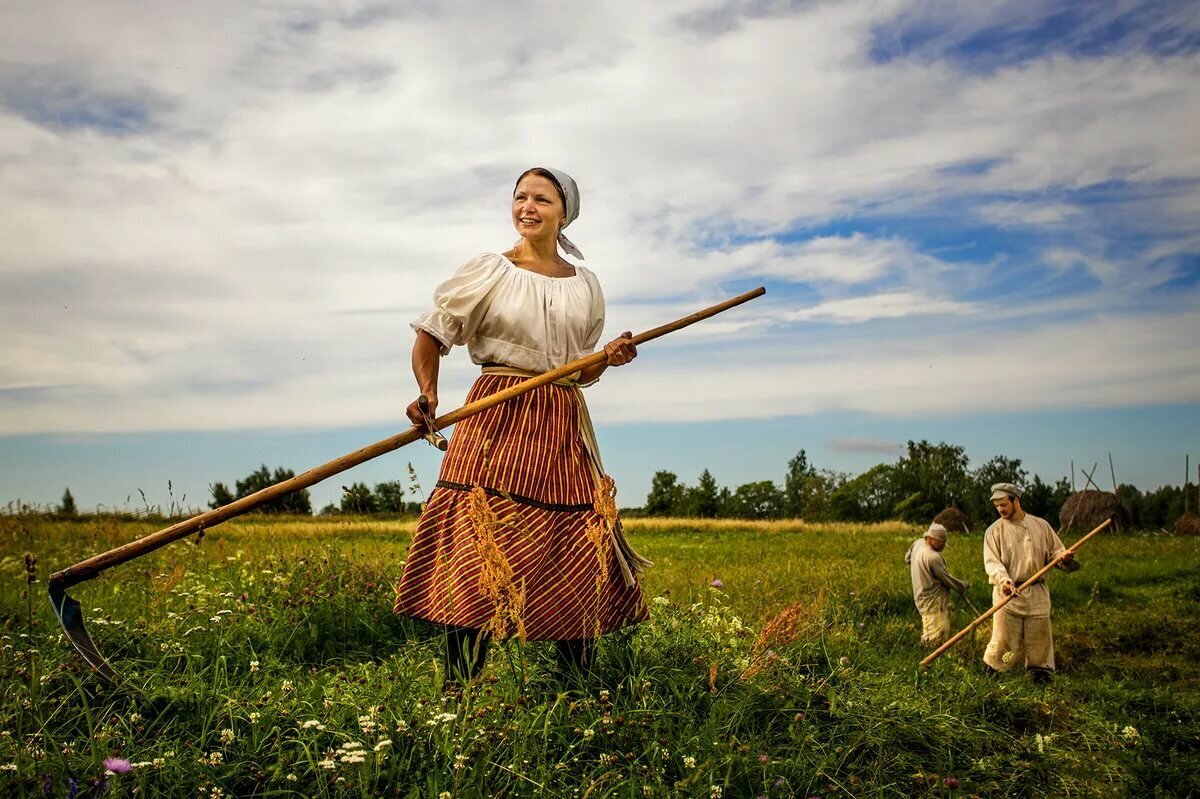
left=519, top=166, right=585, bottom=260
left=925, top=522, right=948, bottom=541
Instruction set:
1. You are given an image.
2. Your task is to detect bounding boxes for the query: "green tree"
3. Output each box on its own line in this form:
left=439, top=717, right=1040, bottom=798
left=59, top=488, right=77, bottom=517
left=727, top=480, right=786, bottom=520
left=374, top=481, right=408, bottom=514
left=645, top=471, right=684, bottom=517
left=208, top=482, right=235, bottom=510
left=234, top=465, right=312, bottom=515
left=783, top=450, right=816, bottom=518
left=827, top=464, right=898, bottom=522
left=683, top=469, right=721, bottom=518
left=891, top=440, right=970, bottom=523
left=341, top=482, right=377, bottom=515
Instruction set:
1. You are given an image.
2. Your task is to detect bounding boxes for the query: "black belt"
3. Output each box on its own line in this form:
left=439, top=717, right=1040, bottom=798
left=434, top=480, right=594, bottom=513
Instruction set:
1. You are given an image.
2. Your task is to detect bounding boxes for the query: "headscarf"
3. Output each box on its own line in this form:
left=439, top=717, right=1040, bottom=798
left=521, top=166, right=584, bottom=261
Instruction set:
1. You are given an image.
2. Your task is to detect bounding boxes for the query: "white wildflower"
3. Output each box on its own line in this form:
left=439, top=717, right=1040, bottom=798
left=219, top=728, right=235, bottom=745
left=683, top=756, right=696, bottom=768
left=316, top=758, right=336, bottom=769
left=249, top=661, right=259, bottom=672
left=374, top=739, right=392, bottom=752
left=582, top=729, right=595, bottom=740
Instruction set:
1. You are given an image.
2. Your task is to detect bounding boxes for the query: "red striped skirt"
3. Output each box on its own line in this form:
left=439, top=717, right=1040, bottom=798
left=393, top=375, right=649, bottom=640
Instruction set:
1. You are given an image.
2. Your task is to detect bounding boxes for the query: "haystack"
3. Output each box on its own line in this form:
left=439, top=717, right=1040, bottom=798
left=1058, top=490, right=1129, bottom=534
left=1175, top=512, right=1200, bottom=536
left=933, top=507, right=970, bottom=534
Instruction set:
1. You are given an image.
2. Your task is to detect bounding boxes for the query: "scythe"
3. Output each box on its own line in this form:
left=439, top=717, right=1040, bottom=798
left=49, top=287, right=766, bottom=681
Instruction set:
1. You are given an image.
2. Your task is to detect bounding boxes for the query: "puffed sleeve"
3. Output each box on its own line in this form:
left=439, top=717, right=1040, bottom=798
left=581, top=267, right=606, bottom=351
left=410, top=254, right=508, bottom=355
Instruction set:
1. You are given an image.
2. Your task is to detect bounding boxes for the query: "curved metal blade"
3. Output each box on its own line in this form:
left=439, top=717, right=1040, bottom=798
left=48, top=581, right=121, bottom=683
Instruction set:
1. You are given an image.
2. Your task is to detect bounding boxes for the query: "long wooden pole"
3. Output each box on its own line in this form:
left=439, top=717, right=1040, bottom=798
left=50, top=287, right=766, bottom=590
left=920, top=517, right=1112, bottom=667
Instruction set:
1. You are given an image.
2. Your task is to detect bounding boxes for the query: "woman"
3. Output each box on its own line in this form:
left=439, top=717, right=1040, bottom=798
left=393, top=167, right=650, bottom=686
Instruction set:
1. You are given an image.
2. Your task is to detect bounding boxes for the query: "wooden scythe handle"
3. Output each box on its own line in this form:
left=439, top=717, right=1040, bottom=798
left=920, top=517, right=1112, bottom=667
left=49, top=286, right=766, bottom=590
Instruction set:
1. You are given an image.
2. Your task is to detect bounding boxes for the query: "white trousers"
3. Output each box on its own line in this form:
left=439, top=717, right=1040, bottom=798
left=983, top=609, right=1055, bottom=671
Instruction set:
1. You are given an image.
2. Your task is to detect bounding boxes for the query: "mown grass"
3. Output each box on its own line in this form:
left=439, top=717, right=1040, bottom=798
left=1, top=514, right=1197, bottom=798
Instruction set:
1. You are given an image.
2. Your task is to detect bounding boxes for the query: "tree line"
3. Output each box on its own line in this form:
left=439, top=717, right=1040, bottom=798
left=637, top=441, right=1196, bottom=530
left=207, top=465, right=423, bottom=517
left=37, top=444, right=1195, bottom=529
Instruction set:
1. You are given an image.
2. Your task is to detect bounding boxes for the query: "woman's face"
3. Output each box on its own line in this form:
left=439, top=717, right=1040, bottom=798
left=512, top=174, right=565, bottom=243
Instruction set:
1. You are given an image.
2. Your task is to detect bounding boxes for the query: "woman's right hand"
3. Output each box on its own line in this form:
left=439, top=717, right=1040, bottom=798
left=406, top=393, right=438, bottom=431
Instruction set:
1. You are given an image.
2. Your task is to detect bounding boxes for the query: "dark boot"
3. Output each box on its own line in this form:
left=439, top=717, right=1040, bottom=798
left=443, top=625, right=490, bottom=690
left=1030, top=668, right=1053, bottom=685
left=553, top=638, right=595, bottom=686
left=983, top=665, right=1000, bottom=677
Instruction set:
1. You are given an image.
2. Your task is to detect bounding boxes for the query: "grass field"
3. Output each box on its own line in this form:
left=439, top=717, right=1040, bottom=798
left=2, top=514, right=1197, bottom=798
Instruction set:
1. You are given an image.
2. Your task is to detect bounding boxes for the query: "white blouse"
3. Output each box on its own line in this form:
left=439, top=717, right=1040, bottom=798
left=411, top=253, right=606, bottom=374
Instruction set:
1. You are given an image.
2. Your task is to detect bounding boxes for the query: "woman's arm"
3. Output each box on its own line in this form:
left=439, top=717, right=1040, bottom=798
left=406, top=330, right=443, bottom=428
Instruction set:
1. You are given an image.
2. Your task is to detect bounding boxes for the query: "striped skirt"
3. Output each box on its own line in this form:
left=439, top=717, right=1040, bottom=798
left=393, top=374, right=649, bottom=641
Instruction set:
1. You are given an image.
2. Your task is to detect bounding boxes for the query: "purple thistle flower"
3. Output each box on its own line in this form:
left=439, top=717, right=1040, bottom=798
left=709, top=579, right=724, bottom=588
left=67, top=777, right=78, bottom=799
left=103, top=757, right=132, bottom=774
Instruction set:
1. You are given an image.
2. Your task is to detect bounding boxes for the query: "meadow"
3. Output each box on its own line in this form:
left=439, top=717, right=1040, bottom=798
left=2, top=513, right=1197, bottom=798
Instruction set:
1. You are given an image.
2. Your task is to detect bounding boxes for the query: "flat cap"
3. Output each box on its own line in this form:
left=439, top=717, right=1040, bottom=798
left=925, top=522, right=949, bottom=540
left=990, top=482, right=1021, bottom=500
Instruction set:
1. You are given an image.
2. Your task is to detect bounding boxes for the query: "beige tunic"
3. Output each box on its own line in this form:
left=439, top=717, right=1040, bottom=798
left=905, top=539, right=968, bottom=614
left=983, top=514, right=1066, bottom=617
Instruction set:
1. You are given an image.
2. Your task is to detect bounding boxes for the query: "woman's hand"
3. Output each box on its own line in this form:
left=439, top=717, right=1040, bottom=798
left=603, top=331, right=637, bottom=367
left=406, top=393, right=438, bottom=431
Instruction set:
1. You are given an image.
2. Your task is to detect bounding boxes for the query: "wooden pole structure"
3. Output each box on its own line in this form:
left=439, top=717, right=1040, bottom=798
left=920, top=518, right=1112, bottom=667
left=1108, top=452, right=1117, bottom=493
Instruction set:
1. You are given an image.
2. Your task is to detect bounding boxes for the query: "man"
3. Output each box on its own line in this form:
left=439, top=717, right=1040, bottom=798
left=983, top=482, right=1077, bottom=683
left=905, top=522, right=970, bottom=646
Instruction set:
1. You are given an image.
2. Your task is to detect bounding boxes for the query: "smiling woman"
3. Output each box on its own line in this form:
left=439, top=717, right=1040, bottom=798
left=392, top=167, right=651, bottom=689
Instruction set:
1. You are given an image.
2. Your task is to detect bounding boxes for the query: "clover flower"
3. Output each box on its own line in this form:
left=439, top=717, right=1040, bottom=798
left=683, top=756, right=696, bottom=768
left=219, top=729, right=235, bottom=745
left=710, top=579, right=724, bottom=589
left=103, top=758, right=132, bottom=775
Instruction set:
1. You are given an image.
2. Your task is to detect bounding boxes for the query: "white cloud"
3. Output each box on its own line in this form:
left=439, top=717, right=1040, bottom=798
left=785, top=291, right=975, bottom=323
left=0, top=0, right=1197, bottom=437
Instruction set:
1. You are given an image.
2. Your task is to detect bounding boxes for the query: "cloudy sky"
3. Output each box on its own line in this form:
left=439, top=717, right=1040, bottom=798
left=2, top=0, right=1198, bottom=514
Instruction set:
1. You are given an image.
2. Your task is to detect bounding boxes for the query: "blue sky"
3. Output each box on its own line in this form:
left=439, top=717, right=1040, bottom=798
left=1, top=0, right=1198, bottom=514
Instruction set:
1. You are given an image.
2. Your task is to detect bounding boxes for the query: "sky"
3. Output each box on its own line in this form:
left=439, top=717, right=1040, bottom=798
left=2, top=0, right=1199, bottom=515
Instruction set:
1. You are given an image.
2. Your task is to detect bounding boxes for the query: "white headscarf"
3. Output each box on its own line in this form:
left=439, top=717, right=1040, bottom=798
left=520, top=166, right=585, bottom=260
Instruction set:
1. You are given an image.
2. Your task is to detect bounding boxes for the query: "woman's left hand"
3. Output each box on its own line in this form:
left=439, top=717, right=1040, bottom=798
left=604, top=331, right=637, bottom=366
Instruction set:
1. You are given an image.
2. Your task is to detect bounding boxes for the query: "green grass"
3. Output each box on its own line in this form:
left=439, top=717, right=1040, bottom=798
left=2, top=514, right=1197, bottom=797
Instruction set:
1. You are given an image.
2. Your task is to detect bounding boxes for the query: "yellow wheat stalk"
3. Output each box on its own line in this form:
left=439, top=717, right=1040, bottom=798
left=468, top=486, right=526, bottom=641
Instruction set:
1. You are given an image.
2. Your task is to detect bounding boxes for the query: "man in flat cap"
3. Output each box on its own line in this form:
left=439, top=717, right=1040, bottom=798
left=983, top=482, right=1077, bottom=683
left=905, top=522, right=970, bottom=646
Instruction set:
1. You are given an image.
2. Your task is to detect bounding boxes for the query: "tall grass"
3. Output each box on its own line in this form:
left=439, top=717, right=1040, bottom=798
left=1, top=514, right=1196, bottom=797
